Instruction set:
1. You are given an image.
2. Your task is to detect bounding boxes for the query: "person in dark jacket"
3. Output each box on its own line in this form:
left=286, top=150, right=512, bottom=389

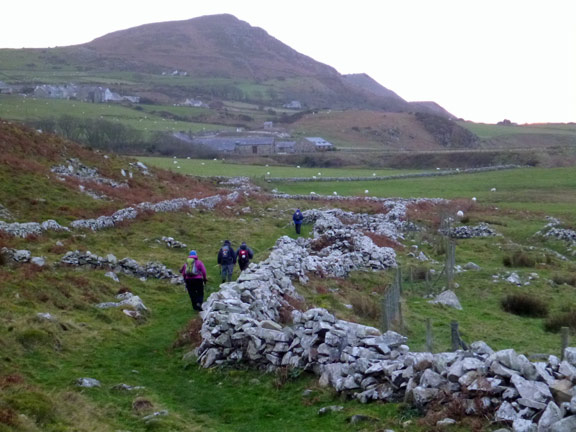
left=217, top=239, right=236, bottom=282
left=293, top=208, right=304, bottom=234
left=236, top=241, right=254, bottom=272
left=179, top=250, right=207, bottom=311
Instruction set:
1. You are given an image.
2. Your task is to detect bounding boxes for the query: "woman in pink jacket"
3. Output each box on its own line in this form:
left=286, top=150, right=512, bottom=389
left=180, top=250, right=207, bottom=311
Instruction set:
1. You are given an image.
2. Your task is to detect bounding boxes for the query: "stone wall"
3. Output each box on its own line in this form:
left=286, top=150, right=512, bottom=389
left=267, top=164, right=523, bottom=183
left=0, top=192, right=238, bottom=238
left=194, top=204, right=576, bottom=431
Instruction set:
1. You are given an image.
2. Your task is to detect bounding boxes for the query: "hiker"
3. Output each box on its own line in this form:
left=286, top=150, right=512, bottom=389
left=180, top=250, right=207, bottom=311
left=292, top=208, right=304, bottom=234
left=217, top=239, right=236, bottom=282
left=236, top=241, right=254, bottom=272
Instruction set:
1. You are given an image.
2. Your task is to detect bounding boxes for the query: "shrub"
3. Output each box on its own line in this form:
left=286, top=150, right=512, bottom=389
left=552, top=273, right=576, bottom=287
left=350, top=293, right=380, bottom=321
left=15, top=329, right=53, bottom=350
left=5, top=391, right=56, bottom=425
left=544, top=309, right=576, bottom=333
left=407, top=265, right=431, bottom=282
left=501, top=294, right=548, bottom=318
left=503, top=251, right=537, bottom=268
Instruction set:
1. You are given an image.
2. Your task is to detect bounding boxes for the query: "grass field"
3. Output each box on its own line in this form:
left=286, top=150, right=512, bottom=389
left=266, top=167, right=576, bottom=221
left=0, top=95, right=222, bottom=134
left=139, top=156, right=420, bottom=178
left=459, top=121, right=576, bottom=139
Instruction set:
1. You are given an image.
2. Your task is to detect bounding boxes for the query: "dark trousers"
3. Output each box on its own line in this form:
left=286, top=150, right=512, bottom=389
left=295, top=223, right=302, bottom=234
left=185, top=278, right=204, bottom=311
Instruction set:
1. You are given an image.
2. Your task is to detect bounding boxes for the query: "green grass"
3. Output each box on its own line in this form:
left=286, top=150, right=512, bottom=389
left=0, top=95, right=222, bottom=135
left=5, top=143, right=576, bottom=430
left=266, top=167, right=576, bottom=221
left=139, top=156, right=419, bottom=178
left=459, top=121, right=576, bottom=139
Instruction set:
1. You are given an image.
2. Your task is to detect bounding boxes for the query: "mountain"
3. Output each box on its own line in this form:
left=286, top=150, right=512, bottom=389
left=83, top=14, right=341, bottom=80
left=71, top=14, right=448, bottom=114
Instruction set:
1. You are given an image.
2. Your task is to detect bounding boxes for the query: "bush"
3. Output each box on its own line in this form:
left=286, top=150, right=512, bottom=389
left=552, top=273, right=576, bottom=287
left=544, top=309, right=576, bottom=333
left=6, top=391, right=56, bottom=425
left=350, top=293, right=380, bottom=321
left=503, top=251, right=537, bottom=268
left=501, top=294, right=548, bottom=318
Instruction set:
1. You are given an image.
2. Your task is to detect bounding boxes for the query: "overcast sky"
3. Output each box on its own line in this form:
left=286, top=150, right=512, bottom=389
left=1, top=0, right=575, bottom=124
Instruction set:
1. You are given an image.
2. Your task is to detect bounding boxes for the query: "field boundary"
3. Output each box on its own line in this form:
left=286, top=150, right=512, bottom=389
left=267, top=164, right=524, bottom=182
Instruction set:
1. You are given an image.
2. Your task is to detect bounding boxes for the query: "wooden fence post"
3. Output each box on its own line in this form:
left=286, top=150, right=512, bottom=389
left=451, top=320, right=460, bottom=351
left=426, top=318, right=433, bottom=353
left=561, top=327, right=569, bottom=361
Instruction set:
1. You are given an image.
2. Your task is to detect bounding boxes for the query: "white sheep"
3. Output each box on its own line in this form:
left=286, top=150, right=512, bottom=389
left=333, top=191, right=338, bottom=196
left=364, top=190, right=369, bottom=194
left=491, top=188, right=496, bottom=192
left=472, top=197, right=477, bottom=202
left=456, top=210, right=464, bottom=218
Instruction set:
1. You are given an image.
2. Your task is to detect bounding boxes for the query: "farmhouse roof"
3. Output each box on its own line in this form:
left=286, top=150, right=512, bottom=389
left=305, top=137, right=334, bottom=147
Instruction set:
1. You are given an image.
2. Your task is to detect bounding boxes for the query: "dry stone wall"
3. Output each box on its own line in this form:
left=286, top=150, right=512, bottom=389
left=0, top=192, right=237, bottom=238
left=194, top=203, right=576, bottom=431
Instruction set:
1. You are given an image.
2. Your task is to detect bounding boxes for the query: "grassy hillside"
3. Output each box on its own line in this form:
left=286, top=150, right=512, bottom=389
left=3, top=122, right=576, bottom=431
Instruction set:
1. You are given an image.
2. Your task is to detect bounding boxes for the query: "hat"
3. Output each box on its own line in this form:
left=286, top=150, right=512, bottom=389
left=224, top=240, right=231, bottom=245
left=189, top=250, right=198, bottom=258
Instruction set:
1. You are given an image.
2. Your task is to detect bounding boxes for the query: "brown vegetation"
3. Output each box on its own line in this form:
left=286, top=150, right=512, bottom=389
left=501, top=293, right=549, bottom=318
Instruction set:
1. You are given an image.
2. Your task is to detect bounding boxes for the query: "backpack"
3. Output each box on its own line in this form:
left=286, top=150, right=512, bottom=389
left=186, top=258, right=199, bottom=276
left=221, top=245, right=230, bottom=258
left=238, top=249, right=249, bottom=263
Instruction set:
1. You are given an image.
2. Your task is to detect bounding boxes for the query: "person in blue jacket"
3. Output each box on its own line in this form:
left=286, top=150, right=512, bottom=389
left=293, top=208, right=304, bottom=234
left=217, top=239, right=236, bottom=282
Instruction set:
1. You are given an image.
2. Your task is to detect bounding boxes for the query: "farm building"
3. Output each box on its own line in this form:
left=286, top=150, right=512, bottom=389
left=186, top=135, right=332, bottom=155
left=303, top=137, right=335, bottom=151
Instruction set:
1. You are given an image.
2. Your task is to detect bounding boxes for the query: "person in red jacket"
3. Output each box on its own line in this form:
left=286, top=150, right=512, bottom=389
left=180, top=250, right=207, bottom=311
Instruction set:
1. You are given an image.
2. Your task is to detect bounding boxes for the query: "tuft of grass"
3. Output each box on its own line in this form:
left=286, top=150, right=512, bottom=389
left=501, top=293, right=549, bottom=318
left=552, top=273, right=576, bottom=287
left=544, top=309, right=576, bottom=333
left=502, top=250, right=537, bottom=268
left=350, top=293, right=381, bottom=321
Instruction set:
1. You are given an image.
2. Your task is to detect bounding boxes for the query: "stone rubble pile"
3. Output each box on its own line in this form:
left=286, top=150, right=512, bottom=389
left=447, top=223, right=498, bottom=239
left=0, top=203, right=13, bottom=220
left=217, top=176, right=261, bottom=192
left=541, top=228, right=576, bottom=246
left=96, top=292, right=148, bottom=314
left=158, top=236, right=187, bottom=249
left=51, top=158, right=127, bottom=188
left=60, top=251, right=181, bottom=284
left=1, top=247, right=45, bottom=266
left=0, top=192, right=238, bottom=237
